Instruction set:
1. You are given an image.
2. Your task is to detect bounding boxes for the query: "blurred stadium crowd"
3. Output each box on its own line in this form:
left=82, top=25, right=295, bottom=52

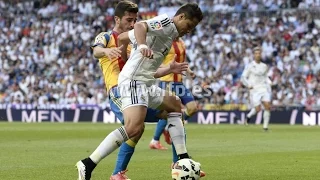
left=1, top=0, right=320, bottom=110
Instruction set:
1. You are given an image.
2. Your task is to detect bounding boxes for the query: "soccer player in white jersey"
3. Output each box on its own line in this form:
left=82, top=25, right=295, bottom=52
left=241, top=47, right=272, bottom=131
left=117, top=2, right=202, bottom=163
left=76, top=3, right=203, bottom=179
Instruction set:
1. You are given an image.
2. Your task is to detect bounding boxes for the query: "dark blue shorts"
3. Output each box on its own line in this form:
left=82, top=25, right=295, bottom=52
left=159, top=81, right=194, bottom=105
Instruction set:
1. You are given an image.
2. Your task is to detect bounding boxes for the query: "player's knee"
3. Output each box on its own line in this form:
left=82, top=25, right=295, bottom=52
left=124, top=118, right=144, bottom=138
left=186, top=102, right=198, bottom=115
left=156, top=110, right=168, bottom=119
left=264, top=103, right=271, bottom=110
left=130, top=124, right=145, bottom=142
left=255, top=106, right=261, bottom=112
left=188, top=107, right=198, bottom=116
left=125, top=123, right=144, bottom=138
left=167, top=96, right=182, bottom=113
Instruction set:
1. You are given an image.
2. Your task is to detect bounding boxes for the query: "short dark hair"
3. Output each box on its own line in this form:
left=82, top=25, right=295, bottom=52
left=174, top=3, right=203, bottom=22
left=114, top=1, right=138, bottom=19
left=253, top=47, right=262, bottom=52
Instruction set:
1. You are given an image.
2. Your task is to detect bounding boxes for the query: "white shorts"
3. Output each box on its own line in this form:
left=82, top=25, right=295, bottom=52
left=118, top=80, right=166, bottom=110
left=249, top=88, right=271, bottom=107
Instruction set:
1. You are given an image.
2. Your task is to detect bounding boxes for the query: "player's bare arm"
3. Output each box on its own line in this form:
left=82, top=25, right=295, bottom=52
left=154, top=58, right=188, bottom=78
left=186, top=67, right=196, bottom=78
left=134, top=22, right=153, bottom=58
left=93, top=45, right=123, bottom=60
left=118, top=32, right=131, bottom=62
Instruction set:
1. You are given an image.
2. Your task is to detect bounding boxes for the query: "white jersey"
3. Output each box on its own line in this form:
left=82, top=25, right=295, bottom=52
left=241, top=61, right=271, bottom=91
left=118, top=14, right=179, bottom=86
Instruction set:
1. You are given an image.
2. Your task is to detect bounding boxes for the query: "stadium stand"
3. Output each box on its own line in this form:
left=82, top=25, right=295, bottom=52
left=1, top=0, right=320, bottom=110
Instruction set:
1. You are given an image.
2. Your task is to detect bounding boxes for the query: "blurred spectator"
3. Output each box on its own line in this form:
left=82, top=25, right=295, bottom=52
left=1, top=0, right=320, bottom=110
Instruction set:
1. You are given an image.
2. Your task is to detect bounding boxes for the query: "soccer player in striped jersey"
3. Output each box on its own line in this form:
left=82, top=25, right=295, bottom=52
left=76, top=1, right=139, bottom=180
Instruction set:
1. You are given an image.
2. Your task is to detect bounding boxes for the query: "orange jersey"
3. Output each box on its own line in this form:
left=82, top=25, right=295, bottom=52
left=92, top=31, right=131, bottom=92
left=160, top=39, right=186, bottom=82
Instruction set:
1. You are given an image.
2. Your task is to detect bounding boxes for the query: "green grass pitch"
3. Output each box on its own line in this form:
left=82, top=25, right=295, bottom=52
left=1, top=123, right=319, bottom=180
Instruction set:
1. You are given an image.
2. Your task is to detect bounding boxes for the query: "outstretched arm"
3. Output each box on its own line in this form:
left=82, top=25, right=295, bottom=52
left=154, top=57, right=188, bottom=78
left=118, top=32, right=131, bottom=62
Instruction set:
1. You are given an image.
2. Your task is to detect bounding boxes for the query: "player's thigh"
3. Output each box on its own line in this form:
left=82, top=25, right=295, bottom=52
left=250, top=91, right=262, bottom=108
left=122, top=106, right=147, bottom=137
left=119, top=81, right=148, bottom=136
left=153, top=87, right=181, bottom=113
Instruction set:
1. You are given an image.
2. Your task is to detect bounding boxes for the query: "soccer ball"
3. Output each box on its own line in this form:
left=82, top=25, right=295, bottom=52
left=171, top=159, right=201, bottom=180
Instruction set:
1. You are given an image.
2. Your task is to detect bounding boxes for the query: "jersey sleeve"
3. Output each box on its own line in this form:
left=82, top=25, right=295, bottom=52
left=241, top=64, right=251, bottom=87
left=144, top=14, right=173, bottom=36
left=91, top=32, right=110, bottom=48
left=264, top=65, right=272, bottom=85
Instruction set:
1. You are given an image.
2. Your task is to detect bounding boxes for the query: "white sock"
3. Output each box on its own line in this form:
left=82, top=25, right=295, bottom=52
left=247, top=108, right=256, bottom=118
left=89, top=126, right=128, bottom=164
left=166, top=112, right=187, bottom=155
left=263, top=110, right=270, bottom=129
left=151, top=139, right=158, bottom=143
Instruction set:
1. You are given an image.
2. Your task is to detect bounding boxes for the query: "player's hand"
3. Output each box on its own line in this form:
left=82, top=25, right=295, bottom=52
left=169, top=56, right=188, bottom=75
left=188, top=70, right=196, bottom=78
left=104, top=45, right=123, bottom=59
left=139, top=44, right=153, bottom=58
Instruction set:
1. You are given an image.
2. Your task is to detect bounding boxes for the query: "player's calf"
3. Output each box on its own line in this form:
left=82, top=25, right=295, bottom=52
left=262, top=101, right=271, bottom=130
left=158, top=92, right=190, bottom=159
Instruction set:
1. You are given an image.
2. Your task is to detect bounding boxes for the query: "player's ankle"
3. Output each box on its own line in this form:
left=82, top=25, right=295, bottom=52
left=151, top=139, right=159, bottom=143
left=178, top=153, right=189, bottom=159
left=82, top=157, right=97, bottom=170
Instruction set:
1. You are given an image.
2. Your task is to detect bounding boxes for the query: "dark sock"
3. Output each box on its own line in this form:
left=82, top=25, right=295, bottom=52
left=178, top=153, right=190, bottom=160
left=82, top=157, right=97, bottom=171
